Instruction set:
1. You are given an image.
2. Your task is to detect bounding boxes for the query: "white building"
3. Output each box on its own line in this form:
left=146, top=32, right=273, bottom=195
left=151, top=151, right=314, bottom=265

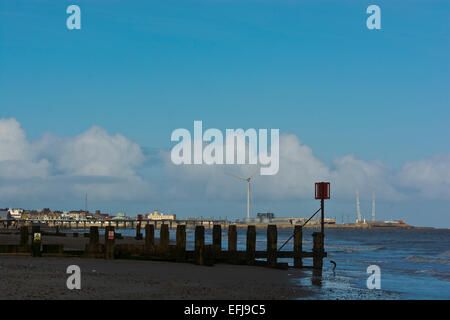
left=8, top=208, right=23, bottom=220
left=145, top=210, right=176, bottom=221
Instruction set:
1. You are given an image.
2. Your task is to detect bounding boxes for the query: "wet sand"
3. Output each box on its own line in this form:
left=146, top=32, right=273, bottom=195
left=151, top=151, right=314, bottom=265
left=0, top=255, right=311, bottom=299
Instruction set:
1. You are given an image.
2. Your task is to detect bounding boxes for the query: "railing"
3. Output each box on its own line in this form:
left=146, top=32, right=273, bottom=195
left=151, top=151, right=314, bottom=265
left=1, top=218, right=230, bottom=229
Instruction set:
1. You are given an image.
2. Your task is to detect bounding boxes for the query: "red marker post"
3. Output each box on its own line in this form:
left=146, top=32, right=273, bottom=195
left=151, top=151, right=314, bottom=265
left=315, top=182, right=330, bottom=235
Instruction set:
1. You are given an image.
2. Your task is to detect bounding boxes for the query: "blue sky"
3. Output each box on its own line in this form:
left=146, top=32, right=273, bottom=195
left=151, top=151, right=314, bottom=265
left=0, top=1, right=449, bottom=227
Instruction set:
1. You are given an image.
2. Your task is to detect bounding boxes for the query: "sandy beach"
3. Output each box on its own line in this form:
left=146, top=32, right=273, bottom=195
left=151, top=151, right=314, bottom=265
left=0, top=229, right=311, bottom=299
left=0, top=255, right=310, bottom=300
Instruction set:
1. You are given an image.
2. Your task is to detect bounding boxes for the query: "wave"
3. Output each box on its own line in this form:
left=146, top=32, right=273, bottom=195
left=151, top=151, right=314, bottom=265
left=325, top=244, right=386, bottom=253
left=404, top=255, right=450, bottom=265
left=439, top=250, right=450, bottom=258
left=414, top=269, right=450, bottom=282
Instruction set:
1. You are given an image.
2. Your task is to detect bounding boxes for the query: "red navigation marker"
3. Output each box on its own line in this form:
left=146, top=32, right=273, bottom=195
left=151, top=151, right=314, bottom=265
left=315, top=182, right=330, bottom=200
left=315, top=182, right=330, bottom=235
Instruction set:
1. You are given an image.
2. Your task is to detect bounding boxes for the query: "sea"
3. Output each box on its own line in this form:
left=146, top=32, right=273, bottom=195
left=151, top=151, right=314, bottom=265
left=101, top=227, right=450, bottom=300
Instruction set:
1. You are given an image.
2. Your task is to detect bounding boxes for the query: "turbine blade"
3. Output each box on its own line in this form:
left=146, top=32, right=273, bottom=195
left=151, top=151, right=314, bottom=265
left=248, top=166, right=260, bottom=179
left=225, top=172, right=247, bottom=181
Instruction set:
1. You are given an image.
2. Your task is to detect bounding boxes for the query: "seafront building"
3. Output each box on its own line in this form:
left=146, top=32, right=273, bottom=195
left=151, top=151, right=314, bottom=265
left=2, top=207, right=175, bottom=222
left=8, top=208, right=23, bottom=220
left=112, top=212, right=129, bottom=220
left=1, top=207, right=111, bottom=222
left=145, top=210, right=176, bottom=221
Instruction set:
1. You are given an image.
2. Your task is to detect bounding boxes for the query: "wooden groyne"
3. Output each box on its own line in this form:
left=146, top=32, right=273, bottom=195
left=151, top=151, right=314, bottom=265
left=0, top=224, right=327, bottom=276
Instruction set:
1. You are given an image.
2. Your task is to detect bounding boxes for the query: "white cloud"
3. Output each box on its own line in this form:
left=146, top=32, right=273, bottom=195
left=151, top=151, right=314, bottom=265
left=257, top=135, right=401, bottom=200
left=162, top=133, right=448, bottom=202
left=0, top=118, right=30, bottom=161
left=0, top=118, right=50, bottom=178
left=257, top=134, right=330, bottom=199
left=330, top=155, right=401, bottom=201
left=396, top=154, right=450, bottom=200
left=0, top=118, right=151, bottom=202
left=1, top=118, right=448, bottom=209
left=57, top=126, right=145, bottom=177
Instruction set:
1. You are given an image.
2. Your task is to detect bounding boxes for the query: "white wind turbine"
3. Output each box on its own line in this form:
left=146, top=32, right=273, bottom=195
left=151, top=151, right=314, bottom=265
left=226, top=169, right=259, bottom=222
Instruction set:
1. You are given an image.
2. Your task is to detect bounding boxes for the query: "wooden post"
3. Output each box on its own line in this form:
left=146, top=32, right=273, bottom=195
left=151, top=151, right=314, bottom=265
left=159, top=224, right=169, bottom=255
left=321, top=198, right=325, bottom=235
left=312, top=232, right=324, bottom=277
left=212, top=225, right=221, bottom=257
left=294, top=225, right=303, bottom=268
left=104, top=226, right=115, bottom=260
left=136, top=222, right=142, bottom=240
left=228, top=225, right=237, bottom=251
left=267, top=225, right=277, bottom=267
left=228, top=225, right=237, bottom=263
left=246, top=225, right=256, bottom=265
left=89, top=226, right=99, bottom=245
left=31, top=225, right=41, bottom=257
left=20, top=226, right=28, bottom=246
left=176, top=224, right=186, bottom=261
left=195, top=226, right=205, bottom=265
left=145, top=224, right=154, bottom=250
left=85, top=226, right=99, bottom=257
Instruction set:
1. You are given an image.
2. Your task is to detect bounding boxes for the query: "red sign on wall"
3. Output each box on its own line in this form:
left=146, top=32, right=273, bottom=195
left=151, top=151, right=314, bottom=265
left=108, top=231, right=114, bottom=240
left=315, top=182, right=330, bottom=199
